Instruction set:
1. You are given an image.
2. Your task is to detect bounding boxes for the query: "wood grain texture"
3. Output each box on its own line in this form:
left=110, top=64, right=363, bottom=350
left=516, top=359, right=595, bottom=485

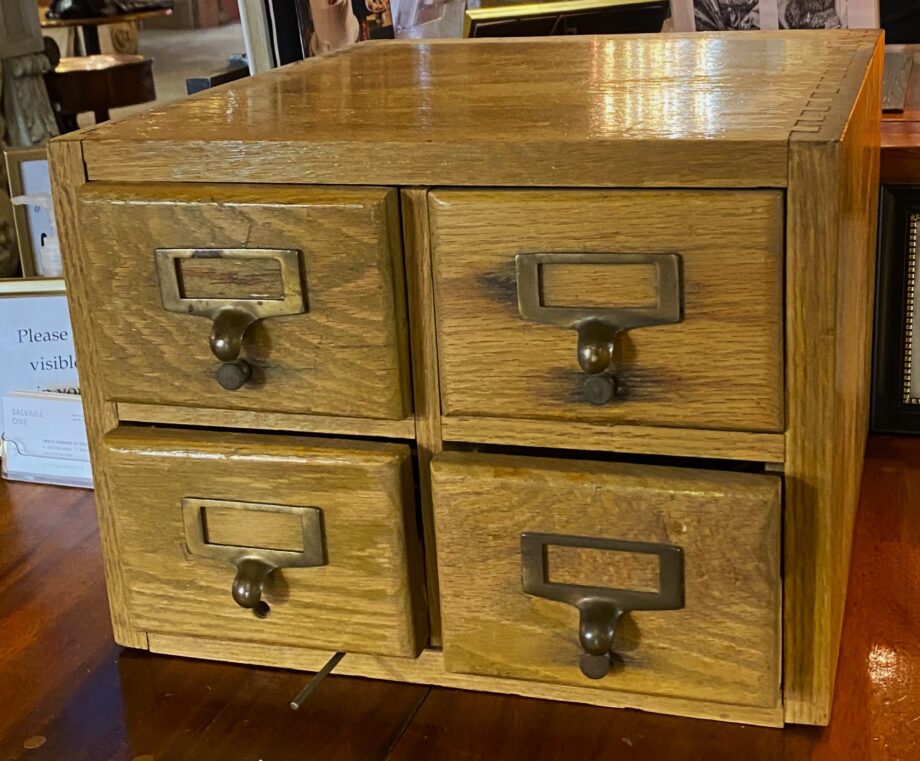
left=430, top=189, right=784, bottom=432
left=430, top=452, right=782, bottom=709
left=784, top=36, right=883, bottom=725
left=47, top=136, right=147, bottom=649
left=146, top=634, right=783, bottom=727
left=546, top=545, right=659, bottom=592
left=116, top=403, right=417, bottom=440
left=103, top=426, right=427, bottom=658
left=540, top=262, right=658, bottom=308
left=440, top=417, right=786, bottom=462
left=75, top=32, right=878, bottom=188
left=401, top=188, right=444, bottom=645
left=201, top=504, right=305, bottom=552
left=175, top=255, right=285, bottom=299
left=76, top=183, right=411, bottom=420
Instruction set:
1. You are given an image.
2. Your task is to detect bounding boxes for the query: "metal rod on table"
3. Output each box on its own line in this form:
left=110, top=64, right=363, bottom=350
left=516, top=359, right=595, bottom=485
left=290, top=651, right=345, bottom=710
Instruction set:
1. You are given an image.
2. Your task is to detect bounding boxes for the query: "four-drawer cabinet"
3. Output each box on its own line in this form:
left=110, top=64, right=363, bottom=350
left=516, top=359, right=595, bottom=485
left=50, top=31, right=883, bottom=726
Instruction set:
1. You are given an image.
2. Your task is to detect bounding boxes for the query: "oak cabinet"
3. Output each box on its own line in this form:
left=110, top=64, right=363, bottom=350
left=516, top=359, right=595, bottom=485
left=50, top=31, right=883, bottom=727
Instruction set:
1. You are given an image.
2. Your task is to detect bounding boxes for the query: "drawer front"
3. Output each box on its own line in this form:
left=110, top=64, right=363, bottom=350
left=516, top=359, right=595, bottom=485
left=430, top=189, right=784, bottom=432
left=104, top=427, right=426, bottom=657
left=78, top=183, right=409, bottom=420
left=431, top=452, right=781, bottom=708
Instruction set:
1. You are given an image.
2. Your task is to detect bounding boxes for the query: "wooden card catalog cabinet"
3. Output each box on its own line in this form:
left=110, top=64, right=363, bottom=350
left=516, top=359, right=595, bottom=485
left=50, top=31, right=883, bottom=727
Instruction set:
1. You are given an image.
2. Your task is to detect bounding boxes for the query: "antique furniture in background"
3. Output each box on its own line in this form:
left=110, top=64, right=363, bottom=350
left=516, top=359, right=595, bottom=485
left=39, top=6, right=172, bottom=56
left=44, top=53, right=155, bottom=130
left=49, top=31, right=883, bottom=727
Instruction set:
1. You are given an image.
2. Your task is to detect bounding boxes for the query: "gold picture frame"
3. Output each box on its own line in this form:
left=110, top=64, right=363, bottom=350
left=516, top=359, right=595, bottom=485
left=464, top=0, right=668, bottom=37
left=4, top=144, right=49, bottom=279
left=0, top=276, right=66, bottom=295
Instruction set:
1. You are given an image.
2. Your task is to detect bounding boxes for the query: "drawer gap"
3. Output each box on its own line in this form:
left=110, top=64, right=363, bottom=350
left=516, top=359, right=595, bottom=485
left=118, top=420, right=411, bottom=448
left=444, top=440, right=772, bottom=473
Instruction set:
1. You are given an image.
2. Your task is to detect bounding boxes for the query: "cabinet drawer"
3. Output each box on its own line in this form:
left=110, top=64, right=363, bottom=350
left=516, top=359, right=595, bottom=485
left=430, top=189, right=784, bottom=432
left=431, top=451, right=781, bottom=708
left=78, top=184, right=409, bottom=420
left=104, top=427, right=426, bottom=657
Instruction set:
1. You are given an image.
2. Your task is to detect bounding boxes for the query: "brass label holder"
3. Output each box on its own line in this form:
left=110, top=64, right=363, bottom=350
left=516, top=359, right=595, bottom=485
left=155, top=248, right=307, bottom=391
left=515, top=252, right=682, bottom=405
left=182, top=498, right=326, bottom=618
left=521, top=532, right=684, bottom=680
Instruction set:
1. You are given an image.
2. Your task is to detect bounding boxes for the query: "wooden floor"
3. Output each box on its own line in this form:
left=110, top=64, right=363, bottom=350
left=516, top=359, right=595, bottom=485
left=1, top=435, right=919, bottom=760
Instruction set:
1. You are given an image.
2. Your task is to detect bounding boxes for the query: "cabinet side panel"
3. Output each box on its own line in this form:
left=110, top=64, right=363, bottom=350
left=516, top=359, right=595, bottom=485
left=48, top=137, right=148, bottom=649
left=784, top=39, right=882, bottom=725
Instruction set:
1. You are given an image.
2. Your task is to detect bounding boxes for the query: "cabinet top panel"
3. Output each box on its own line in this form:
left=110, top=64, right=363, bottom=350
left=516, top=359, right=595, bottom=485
left=66, top=31, right=881, bottom=188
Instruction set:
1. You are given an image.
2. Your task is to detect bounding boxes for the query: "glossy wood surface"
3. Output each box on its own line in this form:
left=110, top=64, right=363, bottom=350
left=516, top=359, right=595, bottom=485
left=430, top=189, right=785, bottom=432
left=103, top=426, right=427, bottom=658
left=3, top=436, right=919, bottom=760
left=75, top=183, right=411, bottom=421
left=431, top=452, right=782, bottom=711
left=66, top=32, right=880, bottom=187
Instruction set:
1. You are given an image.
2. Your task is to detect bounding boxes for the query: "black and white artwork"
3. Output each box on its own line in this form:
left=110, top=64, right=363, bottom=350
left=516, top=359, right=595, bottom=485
left=778, top=0, right=843, bottom=27
left=693, top=0, right=760, bottom=29
left=671, top=0, right=876, bottom=30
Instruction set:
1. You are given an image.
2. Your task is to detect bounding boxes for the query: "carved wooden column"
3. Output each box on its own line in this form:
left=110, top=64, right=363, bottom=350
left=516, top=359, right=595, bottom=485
left=1, top=0, right=59, bottom=146
left=2, top=51, right=58, bottom=147
left=0, top=62, right=19, bottom=277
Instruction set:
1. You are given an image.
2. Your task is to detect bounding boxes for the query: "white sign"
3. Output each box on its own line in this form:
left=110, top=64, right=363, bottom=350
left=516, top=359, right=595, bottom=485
left=0, top=282, right=79, bottom=444
left=2, top=391, right=92, bottom=488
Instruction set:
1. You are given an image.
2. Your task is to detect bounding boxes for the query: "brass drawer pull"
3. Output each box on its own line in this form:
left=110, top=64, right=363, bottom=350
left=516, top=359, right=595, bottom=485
left=521, top=532, right=684, bottom=679
left=182, top=498, right=326, bottom=617
left=516, top=253, right=682, bottom=405
left=156, top=248, right=308, bottom=391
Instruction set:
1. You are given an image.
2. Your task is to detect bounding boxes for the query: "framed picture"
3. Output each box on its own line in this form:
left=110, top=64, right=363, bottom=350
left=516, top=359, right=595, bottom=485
left=465, top=0, right=668, bottom=36
left=4, top=145, right=52, bottom=278
left=670, top=0, right=878, bottom=30
left=872, top=187, right=920, bottom=433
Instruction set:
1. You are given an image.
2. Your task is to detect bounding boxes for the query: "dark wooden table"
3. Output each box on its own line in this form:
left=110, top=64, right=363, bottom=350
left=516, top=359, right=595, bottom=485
left=39, top=6, right=172, bottom=57
left=2, top=435, right=919, bottom=760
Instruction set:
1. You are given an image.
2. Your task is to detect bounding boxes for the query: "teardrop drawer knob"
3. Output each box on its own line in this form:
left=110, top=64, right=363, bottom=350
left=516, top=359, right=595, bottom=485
left=182, top=498, right=326, bottom=618
left=232, top=556, right=277, bottom=611
left=521, top=532, right=685, bottom=679
left=155, top=248, right=308, bottom=391
left=515, top=252, right=682, bottom=405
